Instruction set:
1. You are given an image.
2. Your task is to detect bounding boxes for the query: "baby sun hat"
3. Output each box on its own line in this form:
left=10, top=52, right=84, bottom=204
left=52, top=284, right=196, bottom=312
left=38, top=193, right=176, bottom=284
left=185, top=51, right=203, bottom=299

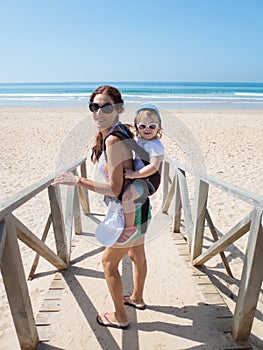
left=135, top=103, right=161, bottom=124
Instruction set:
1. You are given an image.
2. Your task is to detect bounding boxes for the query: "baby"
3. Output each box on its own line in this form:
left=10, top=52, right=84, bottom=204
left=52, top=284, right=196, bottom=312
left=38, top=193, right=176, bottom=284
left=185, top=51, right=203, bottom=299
left=117, top=103, right=164, bottom=245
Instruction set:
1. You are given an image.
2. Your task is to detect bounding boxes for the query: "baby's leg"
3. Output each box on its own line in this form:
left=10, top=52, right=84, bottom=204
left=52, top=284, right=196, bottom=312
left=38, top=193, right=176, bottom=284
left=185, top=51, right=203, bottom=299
left=122, top=183, right=141, bottom=228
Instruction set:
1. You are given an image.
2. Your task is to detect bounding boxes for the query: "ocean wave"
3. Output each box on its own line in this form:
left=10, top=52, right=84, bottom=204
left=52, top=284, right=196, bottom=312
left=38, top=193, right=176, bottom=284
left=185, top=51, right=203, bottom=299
left=1, top=82, right=263, bottom=108
left=235, top=92, right=263, bottom=97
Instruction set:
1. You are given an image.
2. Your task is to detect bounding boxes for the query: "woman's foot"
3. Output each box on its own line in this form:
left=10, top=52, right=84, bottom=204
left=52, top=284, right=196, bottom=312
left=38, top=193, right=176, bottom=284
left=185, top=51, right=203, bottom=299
left=123, top=295, right=146, bottom=310
left=117, top=226, right=138, bottom=245
left=96, top=312, right=130, bottom=329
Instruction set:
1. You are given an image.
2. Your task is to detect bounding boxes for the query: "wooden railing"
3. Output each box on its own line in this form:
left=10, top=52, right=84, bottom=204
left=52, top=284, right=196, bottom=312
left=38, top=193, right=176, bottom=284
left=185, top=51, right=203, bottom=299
left=1, top=155, right=262, bottom=348
left=161, top=157, right=263, bottom=342
left=0, top=158, right=89, bottom=350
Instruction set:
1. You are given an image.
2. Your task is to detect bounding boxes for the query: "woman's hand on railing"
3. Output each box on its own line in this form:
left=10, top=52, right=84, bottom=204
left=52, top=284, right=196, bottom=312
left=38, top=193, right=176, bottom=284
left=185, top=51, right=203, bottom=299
left=51, top=172, right=80, bottom=186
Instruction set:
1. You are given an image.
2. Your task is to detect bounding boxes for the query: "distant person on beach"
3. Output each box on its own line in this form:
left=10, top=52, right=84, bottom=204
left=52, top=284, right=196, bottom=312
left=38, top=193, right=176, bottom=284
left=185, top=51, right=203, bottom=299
left=52, top=85, right=153, bottom=330
left=116, top=104, right=164, bottom=245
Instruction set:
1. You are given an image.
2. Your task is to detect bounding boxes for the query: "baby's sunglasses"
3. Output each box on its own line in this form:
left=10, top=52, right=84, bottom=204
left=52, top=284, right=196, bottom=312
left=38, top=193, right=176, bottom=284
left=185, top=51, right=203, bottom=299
left=136, top=122, right=159, bottom=130
left=89, top=102, right=114, bottom=114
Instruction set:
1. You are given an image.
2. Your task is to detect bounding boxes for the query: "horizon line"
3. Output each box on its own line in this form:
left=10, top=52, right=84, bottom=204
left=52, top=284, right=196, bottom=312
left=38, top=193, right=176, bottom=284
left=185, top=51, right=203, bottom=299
left=1, top=80, right=263, bottom=85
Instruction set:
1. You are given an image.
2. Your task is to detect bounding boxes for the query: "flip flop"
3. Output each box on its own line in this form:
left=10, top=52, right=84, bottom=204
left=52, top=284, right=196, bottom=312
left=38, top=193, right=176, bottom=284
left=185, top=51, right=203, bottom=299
left=117, top=227, right=138, bottom=245
left=123, top=295, right=146, bottom=310
left=96, top=313, right=130, bottom=330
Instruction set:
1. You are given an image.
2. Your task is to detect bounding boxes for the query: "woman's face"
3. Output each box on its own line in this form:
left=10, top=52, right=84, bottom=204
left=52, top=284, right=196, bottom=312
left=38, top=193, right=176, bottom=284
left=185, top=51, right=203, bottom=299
left=92, top=93, right=119, bottom=132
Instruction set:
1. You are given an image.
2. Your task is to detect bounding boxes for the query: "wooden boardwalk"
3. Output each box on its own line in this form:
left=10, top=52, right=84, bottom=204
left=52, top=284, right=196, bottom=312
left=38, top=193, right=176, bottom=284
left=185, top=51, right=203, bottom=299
left=1, top=157, right=263, bottom=349
left=35, top=212, right=258, bottom=350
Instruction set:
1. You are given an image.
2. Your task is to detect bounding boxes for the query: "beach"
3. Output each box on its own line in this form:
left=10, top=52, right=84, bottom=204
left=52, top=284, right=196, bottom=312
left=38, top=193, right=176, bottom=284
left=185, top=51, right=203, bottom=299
left=0, top=107, right=262, bottom=349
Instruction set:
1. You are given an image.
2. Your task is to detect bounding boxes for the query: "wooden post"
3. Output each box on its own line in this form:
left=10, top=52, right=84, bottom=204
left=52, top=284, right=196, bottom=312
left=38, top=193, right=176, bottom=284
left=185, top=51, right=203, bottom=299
left=162, top=161, right=170, bottom=210
left=191, top=179, right=209, bottom=261
left=74, top=186, right=82, bottom=234
left=0, top=221, right=7, bottom=264
left=1, top=216, right=39, bottom=350
left=177, top=168, right=193, bottom=245
left=64, top=185, right=74, bottom=262
left=173, top=173, right=182, bottom=233
left=28, top=214, right=52, bottom=280
left=162, top=175, right=175, bottom=214
left=205, top=209, right=233, bottom=278
left=48, top=185, right=69, bottom=265
left=79, top=162, right=90, bottom=214
left=232, top=209, right=263, bottom=341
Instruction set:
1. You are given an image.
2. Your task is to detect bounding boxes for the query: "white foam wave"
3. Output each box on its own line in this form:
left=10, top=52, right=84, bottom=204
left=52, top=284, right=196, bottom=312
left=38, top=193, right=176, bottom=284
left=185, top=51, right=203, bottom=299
left=235, top=92, right=263, bottom=97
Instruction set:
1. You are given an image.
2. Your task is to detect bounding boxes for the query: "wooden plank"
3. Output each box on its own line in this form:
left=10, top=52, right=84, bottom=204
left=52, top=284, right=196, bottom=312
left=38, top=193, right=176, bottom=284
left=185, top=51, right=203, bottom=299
left=177, top=169, right=193, bottom=245
left=208, top=317, right=232, bottom=332
left=79, top=161, right=90, bottom=214
left=1, top=215, right=39, bottom=349
left=196, top=275, right=212, bottom=284
left=220, top=345, right=253, bottom=350
left=172, top=231, right=184, bottom=241
left=205, top=209, right=233, bottom=278
left=73, top=186, right=82, bottom=234
left=0, top=158, right=86, bottom=221
left=0, top=221, right=7, bottom=266
left=162, top=174, right=175, bottom=214
left=173, top=174, right=182, bottom=233
left=39, top=300, right=60, bottom=312
left=65, top=184, right=74, bottom=262
left=162, top=161, right=170, bottom=209
left=191, top=179, right=209, bottom=260
left=198, top=284, right=218, bottom=292
left=35, top=313, right=51, bottom=326
left=216, top=308, right=233, bottom=318
left=174, top=241, right=187, bottom=245
left=190, top=265, right=206, bottom=276
left=11, top=213, right=67, bottom=270
left=193, top=212, right=251, bottom=266
left=54, top=272, right=63, bottom=280
left=203, top=293, right=225, bottom=304
left=37, top=325, right=52, bottom=342
left=232, top=209, right=263, bottom=341
left=50, top=279, right=65, bottom=290
left=48, top=185, right=69, bottom=265
left=28, top=214, right=52, bottom=280
left=44, top=292, right=62, bottom=300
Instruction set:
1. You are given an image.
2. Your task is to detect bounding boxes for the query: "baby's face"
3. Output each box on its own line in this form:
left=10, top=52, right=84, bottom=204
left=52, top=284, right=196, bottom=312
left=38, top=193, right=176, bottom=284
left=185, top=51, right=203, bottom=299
left=136, top=113, right=160, bottom=140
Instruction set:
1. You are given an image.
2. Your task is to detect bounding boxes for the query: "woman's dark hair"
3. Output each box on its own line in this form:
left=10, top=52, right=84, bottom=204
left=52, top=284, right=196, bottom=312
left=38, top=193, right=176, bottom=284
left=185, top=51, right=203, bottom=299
left=90, top=85, right=133, bottom=163
left=89, top=85, right=124, bottom=112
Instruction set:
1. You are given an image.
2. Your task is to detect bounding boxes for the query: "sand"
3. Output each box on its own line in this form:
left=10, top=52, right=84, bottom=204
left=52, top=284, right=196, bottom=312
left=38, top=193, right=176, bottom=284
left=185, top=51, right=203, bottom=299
left=0, top=107, right=262, bottom=349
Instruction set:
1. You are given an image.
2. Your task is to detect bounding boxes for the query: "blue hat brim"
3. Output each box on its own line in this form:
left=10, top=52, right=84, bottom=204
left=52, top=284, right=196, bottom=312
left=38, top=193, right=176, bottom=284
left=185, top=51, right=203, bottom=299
left=135, top=103, right=161, bottom=123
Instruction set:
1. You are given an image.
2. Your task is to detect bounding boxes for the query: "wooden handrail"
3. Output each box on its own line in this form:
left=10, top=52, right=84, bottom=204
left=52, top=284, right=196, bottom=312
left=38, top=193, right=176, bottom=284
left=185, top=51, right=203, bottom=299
left=0, top=157, right=86, bottom=221
left=165, top=156, right=263, bottom=210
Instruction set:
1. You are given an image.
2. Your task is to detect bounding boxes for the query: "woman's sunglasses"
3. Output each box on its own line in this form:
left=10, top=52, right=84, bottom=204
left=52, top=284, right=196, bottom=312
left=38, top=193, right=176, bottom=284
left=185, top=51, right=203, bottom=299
left=136, top=122, right=159, bottom=130
left=89, top=102, right=114, bottom=114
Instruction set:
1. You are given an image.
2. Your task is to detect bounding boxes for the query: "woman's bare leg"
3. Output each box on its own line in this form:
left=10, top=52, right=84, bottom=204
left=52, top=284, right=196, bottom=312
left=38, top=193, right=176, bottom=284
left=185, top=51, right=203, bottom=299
left=101, top=246, right=130, bottom=323
left=128, top=243, right=147, bottom=301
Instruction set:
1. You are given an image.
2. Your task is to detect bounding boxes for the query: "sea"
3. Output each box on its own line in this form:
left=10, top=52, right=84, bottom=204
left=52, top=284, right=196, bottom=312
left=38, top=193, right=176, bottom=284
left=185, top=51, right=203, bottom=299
left=0, top=81, right=263, bottom=109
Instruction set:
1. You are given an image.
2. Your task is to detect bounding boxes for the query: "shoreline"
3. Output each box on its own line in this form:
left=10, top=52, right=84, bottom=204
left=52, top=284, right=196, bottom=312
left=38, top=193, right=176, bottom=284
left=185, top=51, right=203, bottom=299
left=1, top=106, right=263, bottom=112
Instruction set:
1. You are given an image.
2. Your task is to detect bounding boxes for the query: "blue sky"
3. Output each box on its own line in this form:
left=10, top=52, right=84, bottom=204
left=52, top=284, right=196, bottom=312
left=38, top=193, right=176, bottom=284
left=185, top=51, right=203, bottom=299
left=1, top=0, right=263, bottom=83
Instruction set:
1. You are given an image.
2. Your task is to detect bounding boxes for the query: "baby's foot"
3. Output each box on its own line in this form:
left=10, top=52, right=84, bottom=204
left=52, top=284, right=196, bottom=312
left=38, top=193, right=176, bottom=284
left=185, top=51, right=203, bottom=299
left=117, top=226, right=137, bottom=245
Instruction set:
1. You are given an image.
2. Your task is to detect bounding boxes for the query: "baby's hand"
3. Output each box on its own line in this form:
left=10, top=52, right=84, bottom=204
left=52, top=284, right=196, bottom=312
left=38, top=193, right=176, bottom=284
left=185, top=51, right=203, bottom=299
left=51, top=172, right=80, bottom=186
left=124, top=169, right=136, bottom=179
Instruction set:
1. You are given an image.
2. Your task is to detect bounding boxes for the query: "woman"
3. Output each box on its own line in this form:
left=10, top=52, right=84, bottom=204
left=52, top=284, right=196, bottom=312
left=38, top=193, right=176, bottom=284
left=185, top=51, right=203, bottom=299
left=52, top=85, right=148, bottom=329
